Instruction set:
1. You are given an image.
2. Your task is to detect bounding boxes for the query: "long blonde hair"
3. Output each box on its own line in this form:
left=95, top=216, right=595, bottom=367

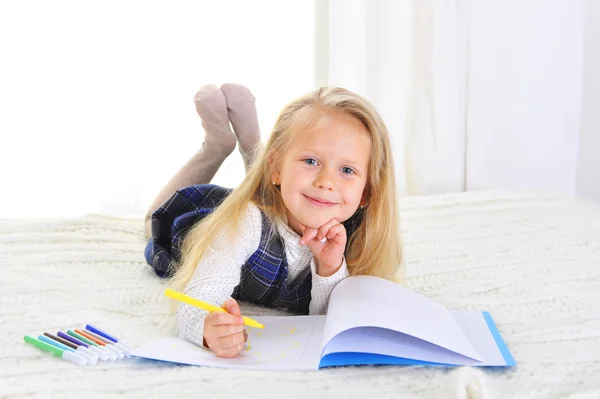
left=169, top=87, right=403, bottom=292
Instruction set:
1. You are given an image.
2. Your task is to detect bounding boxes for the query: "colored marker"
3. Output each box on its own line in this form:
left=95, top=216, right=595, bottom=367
left=75, top=329, right=124, bottom=359
left=67, top=330, right=115, bottom=361
left=84, top=326, right=131, bottom=353
left=56, top=331, right=100, bottom=358
left=85, top=324, right=133, bottom=351
left=72, top=329, right=118, bottom=361
left=24, top=335, right=87, bottom=366
left=83, top=329, right=128, bottom=357
left=56, top=331, right=100, bottom=361
left=62, top=331, right=107, bottom=361
left=38, top=335, right=96, bottom=366
left=43, top=333, right=98, bottom=365
left=164, top=289, right=265, bottom=329
left=84, top=329, right=129, bottom=356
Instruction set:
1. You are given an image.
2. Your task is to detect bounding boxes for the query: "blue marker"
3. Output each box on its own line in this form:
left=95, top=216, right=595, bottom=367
left=34, top=335, right=89, bottom=366
left=54, top=332, right=100, bottom=363
left=86, top=325, right=133, bottom=351
left=84, top=329, right=129, bottom=357
left=42, top=332, right=98, bottom=365
left=24, top=335, right=87, bottom=366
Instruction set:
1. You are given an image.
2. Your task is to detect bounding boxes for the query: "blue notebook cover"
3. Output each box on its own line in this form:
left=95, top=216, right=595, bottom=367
left=319, top=311, right=515, bottom=368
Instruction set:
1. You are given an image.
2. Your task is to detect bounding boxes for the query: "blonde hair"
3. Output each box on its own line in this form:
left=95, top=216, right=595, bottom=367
left=169, top=87, right=403, bottom=293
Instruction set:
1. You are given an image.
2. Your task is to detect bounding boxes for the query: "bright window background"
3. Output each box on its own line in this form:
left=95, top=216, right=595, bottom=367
left=0, top=1, right=316, bottom=218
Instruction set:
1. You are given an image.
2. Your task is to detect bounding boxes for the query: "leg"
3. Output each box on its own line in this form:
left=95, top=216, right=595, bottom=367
left=221, top=83, right=263, bottom=172
left=144, top=85, right=236, bottom=238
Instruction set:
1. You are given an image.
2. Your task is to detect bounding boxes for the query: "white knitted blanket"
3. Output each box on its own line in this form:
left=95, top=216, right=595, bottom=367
left=1, top=191, right=600, bottom=399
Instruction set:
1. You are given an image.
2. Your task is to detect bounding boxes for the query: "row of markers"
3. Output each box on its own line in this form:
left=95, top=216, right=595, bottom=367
left=23, top=324, right=133, bottom=366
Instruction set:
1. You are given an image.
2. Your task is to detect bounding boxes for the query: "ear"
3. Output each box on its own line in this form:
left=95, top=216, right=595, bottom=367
left=271, top=171, right=280, bottom=185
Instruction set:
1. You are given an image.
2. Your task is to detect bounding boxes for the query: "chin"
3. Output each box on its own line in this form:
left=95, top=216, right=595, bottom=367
left=297, top=211, right=346, bottom=229
left=295, top=213, right=325, bottom=229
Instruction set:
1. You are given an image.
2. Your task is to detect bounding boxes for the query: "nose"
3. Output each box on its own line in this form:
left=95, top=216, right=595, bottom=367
left=314, top=168, right=335, bottom=191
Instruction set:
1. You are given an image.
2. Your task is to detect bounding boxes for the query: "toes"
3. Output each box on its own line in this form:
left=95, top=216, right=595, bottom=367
left=220, top=83, right=256, bottom=108
left=194, top=84, right=227, bottom=111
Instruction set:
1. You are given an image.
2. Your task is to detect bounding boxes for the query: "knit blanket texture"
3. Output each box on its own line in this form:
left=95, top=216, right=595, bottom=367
left=1, top=191, right=599, bottom=399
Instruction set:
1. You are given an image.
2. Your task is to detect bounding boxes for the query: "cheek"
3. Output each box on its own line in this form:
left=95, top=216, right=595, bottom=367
left=343, top=183, right=365, bottom=205
left=283, top=168, right=309, bottom=190
left=280, top=178, right=302, bottom=205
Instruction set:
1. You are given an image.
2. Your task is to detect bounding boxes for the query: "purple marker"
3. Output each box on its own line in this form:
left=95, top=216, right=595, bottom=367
left=56, top=331, right=100, bottom=362
left=85, top=325, right=132, bottom=351
left=58, top=331, right=106, bottom=361
left=58, top=331, right=88, bottom=347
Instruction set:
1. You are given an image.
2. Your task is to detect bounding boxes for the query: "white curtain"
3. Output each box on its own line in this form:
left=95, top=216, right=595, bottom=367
left=327, top=0, right=412, bottom=195
left=0, top=0, right=317, bottom=218
left=2, top=1, right=597, bottom=219
left=327, top=0, right=596, bottom=201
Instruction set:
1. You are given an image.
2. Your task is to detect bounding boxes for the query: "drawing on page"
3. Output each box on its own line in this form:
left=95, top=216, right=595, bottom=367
left=244, top=325, right=304, bottom=363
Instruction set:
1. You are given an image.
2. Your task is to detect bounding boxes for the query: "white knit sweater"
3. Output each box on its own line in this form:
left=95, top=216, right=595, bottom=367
left=176, top=203, right=349, bottom=347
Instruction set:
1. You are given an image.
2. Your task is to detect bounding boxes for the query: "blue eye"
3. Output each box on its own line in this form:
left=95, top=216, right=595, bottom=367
left=341, top=167, right=355, bottom=175
left=304, top=158, right=317, bottom=166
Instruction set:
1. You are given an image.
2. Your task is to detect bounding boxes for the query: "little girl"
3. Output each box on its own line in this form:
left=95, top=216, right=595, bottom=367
left=144, top=83, right=403, bottom=358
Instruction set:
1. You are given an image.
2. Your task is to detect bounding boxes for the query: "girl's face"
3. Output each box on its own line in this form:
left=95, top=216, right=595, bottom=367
left=273, top=111, right=371, bottom=236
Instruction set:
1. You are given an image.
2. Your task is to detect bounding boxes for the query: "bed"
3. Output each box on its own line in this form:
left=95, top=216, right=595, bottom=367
left=2, top=190, right=599, bottom=399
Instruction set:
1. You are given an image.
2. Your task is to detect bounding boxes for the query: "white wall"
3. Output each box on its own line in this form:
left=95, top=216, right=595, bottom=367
left=0, top=1, right=316, bottom=218
left=577, top=0, right=600, bottom=203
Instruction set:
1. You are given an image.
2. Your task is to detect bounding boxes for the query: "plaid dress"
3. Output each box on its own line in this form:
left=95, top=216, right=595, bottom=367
left=144, top=184, right=364, bottom=315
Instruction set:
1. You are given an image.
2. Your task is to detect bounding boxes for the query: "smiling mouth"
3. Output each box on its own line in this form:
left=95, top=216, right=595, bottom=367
left=303, top=194, right=337, bottom=207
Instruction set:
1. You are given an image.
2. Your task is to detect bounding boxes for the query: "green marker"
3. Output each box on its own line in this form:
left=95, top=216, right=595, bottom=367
left=67, top=330, right=113, bottom=361
left=24, top=335, right=87, bottom=366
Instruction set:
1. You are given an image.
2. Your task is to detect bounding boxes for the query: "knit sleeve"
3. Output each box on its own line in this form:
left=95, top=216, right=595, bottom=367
left=176, top=203, right=262, bottom=348
left=308, top=257, right=350, bottom=315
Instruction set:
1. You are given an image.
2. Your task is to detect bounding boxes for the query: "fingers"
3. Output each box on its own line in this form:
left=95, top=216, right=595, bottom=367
left=324, top=223, right=346, bottom=244
left=300, top=219, right=346, bottom=246
left=298, top=222, right=315, bottom=246
left=222, top=298, right=242, bottom=316
left=217, top=329, right=246, bottom=349
left=204, top=310, right=247, bottom=358
left=212, top=322, right=246, bottom=337
left=213, top=330, right=246, bottom=358
left=316, top=219, right=340, bottom=241
left=209, top=310, right=244, bottom=326
left=299, top=227, right=318, bottom=245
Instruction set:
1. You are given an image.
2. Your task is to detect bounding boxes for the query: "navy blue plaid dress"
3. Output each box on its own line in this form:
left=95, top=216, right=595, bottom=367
left=145, top=184, right=363, bottom=315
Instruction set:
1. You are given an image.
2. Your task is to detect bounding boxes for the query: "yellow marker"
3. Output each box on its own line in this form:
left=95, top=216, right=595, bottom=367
left=164, top=289, right=265, bottom=329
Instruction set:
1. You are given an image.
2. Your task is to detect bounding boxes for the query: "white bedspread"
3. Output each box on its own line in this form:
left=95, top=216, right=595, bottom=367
left=1, top=191, right=599, bottom=399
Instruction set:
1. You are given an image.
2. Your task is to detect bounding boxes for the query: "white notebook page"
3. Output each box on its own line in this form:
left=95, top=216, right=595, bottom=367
left=322, top=276, right=483, bottom=361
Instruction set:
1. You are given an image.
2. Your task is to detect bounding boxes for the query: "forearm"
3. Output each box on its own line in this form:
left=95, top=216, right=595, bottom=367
left=177, top=303, right=209, bottom=347
left=309, top=257, right=349, bottom=315
left=313, top=256, right=344, bottom=277
left=176, top=204, right=261, bottom=346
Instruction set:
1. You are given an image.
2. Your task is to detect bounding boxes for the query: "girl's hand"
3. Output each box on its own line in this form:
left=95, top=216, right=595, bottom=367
left=203, top=298, right=248, bottom=358
left=298, top=218, right=346, bottom=277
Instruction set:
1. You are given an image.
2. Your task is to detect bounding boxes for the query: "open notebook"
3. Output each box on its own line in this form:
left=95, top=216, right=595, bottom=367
left=131, top=276, right=516, bottom=370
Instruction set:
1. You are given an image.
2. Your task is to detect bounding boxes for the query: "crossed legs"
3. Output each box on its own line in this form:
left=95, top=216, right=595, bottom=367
left=144, top=84, right=262, bottom=239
